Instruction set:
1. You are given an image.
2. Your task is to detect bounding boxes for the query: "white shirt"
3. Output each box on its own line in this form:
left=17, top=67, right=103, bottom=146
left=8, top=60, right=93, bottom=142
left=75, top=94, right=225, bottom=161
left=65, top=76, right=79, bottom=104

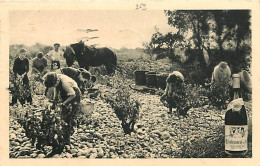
left=47, top=50, right=63, bottom=61
left=57, top=74, right=79, bottom=96
left=212, top=65, right=231, bottom=84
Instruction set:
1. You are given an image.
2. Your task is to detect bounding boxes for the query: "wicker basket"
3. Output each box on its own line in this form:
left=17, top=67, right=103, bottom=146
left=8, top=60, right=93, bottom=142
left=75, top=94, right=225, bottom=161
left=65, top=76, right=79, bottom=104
left=134, top=70, right=149, bottom=85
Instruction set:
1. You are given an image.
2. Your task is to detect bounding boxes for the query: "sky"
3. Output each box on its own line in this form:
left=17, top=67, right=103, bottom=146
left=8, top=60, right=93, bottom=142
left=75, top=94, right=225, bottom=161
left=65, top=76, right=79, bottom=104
left=9, top=10, right=175, bottom=49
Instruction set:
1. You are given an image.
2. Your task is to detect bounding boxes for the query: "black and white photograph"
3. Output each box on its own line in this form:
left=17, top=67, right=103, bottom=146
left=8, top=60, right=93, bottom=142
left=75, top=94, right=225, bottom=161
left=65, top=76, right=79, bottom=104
left=0, top=1, right=260, bottom=165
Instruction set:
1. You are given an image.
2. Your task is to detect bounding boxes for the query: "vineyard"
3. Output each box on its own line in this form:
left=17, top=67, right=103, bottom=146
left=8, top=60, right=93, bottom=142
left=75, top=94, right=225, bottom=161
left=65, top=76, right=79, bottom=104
left=9, top=50, right=252, bottom=158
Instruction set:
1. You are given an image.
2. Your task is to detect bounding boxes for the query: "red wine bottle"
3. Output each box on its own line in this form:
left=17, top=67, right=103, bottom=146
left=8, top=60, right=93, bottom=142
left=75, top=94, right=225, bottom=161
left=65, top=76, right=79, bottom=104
left=225, top=74, right=248, bottom=156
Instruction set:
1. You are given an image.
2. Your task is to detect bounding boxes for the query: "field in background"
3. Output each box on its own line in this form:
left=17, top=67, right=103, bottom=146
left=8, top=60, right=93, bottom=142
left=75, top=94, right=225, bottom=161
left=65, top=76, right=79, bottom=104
left=112, top=47, right=150, bottom=61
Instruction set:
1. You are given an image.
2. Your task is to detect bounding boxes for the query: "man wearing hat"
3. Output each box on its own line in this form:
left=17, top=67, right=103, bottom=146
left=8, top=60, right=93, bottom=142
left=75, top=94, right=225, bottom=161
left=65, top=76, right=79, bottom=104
left=47, top=43, right=63, bottom=70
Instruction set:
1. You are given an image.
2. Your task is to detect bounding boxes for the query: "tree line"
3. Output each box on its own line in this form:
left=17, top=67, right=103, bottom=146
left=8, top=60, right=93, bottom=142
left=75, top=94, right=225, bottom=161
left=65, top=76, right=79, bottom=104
left=143, top=10, right=251, bottom=81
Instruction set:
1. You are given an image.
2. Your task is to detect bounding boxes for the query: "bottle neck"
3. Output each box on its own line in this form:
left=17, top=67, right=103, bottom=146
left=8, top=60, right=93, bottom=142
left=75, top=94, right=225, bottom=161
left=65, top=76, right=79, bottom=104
left=233, top=88, right=242, bottom=99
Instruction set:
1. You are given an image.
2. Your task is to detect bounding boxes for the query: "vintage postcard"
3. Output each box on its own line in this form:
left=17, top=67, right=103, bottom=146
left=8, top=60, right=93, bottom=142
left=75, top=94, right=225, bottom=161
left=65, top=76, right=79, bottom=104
left=0, top=1, right=260, bottom=166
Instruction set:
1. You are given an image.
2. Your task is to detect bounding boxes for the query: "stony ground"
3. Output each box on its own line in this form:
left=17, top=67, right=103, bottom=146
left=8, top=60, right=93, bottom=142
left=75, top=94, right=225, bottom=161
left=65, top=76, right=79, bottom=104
left=9, top=82, right=252, bottom=158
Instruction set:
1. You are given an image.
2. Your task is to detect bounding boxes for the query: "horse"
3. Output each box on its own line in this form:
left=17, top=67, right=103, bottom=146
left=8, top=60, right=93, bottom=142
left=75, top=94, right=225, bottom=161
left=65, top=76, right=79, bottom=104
left=63, top=42, right=117, bottom=74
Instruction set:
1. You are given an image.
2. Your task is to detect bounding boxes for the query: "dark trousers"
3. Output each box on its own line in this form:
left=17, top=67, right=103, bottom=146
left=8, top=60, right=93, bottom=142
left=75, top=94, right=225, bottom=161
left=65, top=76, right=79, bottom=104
left=59, top=87, right=81, bottom=144
left=51, top=61, right=60, bottom=70
left=11, top=74, right=32, bottom=105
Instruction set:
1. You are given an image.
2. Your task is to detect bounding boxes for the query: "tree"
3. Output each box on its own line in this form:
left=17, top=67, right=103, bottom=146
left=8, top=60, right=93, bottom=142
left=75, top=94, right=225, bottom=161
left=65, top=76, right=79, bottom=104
left=164, top=10, right=251, bottom=74
left=142, top=41, right=155, bottom=60
left=165, top=10, right=211, bottom=72
left=208, top=10, right=226, bottom=56
left=143, top=27, right=185, bottom=61
left=144, top=10, right=251, bottom=84
left=209, top=10, right=251, bottom=62
left=225, top=10, right=251, bottom=49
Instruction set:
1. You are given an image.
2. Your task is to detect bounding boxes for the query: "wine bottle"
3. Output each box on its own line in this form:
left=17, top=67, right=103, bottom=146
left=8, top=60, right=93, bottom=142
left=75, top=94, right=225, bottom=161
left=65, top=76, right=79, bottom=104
left=225, top=74, right=248, bottom=156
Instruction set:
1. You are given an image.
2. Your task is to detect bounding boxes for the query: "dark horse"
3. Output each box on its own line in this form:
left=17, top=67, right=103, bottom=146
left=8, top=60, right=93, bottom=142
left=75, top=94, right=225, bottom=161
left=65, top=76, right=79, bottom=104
left=64, top=42, right=117, bottom=74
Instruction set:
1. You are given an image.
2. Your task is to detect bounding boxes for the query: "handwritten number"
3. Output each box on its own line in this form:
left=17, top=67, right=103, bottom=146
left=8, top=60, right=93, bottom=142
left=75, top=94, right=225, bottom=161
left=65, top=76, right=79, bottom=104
left=136, top=3, right=147, bottom=10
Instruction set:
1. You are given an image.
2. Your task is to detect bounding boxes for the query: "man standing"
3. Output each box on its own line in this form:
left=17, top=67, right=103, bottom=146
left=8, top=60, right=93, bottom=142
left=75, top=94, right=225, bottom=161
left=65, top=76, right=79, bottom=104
left=32, top=52, right=48, bottom=75
left=47, top=43, right=63, bottom=70
left=10, top=48, right=32, bottom=106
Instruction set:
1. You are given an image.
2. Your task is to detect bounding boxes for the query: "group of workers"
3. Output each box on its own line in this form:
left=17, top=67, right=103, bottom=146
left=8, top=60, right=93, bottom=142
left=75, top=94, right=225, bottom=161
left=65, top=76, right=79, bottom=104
left=10, top=43, right=96, bottom=111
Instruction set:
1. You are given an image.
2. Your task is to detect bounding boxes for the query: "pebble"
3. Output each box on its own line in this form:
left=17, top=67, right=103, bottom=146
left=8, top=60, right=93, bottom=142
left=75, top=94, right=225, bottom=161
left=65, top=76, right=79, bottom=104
left=15, top=138, right=23, bottom=143
left=53, top=154, right=61, bottom=158
left=13, top=146, right=21, bottom=151
left=81, top=136, right=88, bottom=142
left=77, top=128, right=83, bottom=133
left=136, top=123, right=144, bottom=128
left=84, top=149, right=91, bottom=157
left=9, top=152, right=17, bottom=158
left=141, top=142, right=149, bottom=148
left=18, top=150, right=31, bottom=156
left=97, top=150, right=104, bottom=158
left=9, top=133, right=16, bottom=140
left=37, top=154, right=45, bottom=158
left=109, top=146, right=116, bottom=152
left=65, top=153, right=73, bottom=158
left=136, top=128, right=144, bottom=134
left=89, top=153, right=98, bottom=159
left=17, top=128, right=24, bottom=133
left=170, top=140, right=177, bottom=150
left=137, top=134, right=145, bottom=139
left=94, top=132, right=104, bottom=140
left=70, top=149, right=78, bottom=154
left=23, top=137, right=29, bottom=142
left=152, top=130, right=162, bottom=136
left=84, top=142, right=92, bottom=148
left=78, top=156, right=86, bottom=159
left=161, top=131, right=171, bottom=140
left=8, top=140, right=15, bottom=145
left=63, top=145, right=69, bottom=151
left=90, top=148, right=97, bottom=153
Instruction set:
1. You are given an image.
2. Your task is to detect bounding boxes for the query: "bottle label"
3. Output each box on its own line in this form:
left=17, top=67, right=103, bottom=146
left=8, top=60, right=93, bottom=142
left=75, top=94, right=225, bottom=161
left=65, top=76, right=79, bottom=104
left=225, top=125, right=248, bottom=151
